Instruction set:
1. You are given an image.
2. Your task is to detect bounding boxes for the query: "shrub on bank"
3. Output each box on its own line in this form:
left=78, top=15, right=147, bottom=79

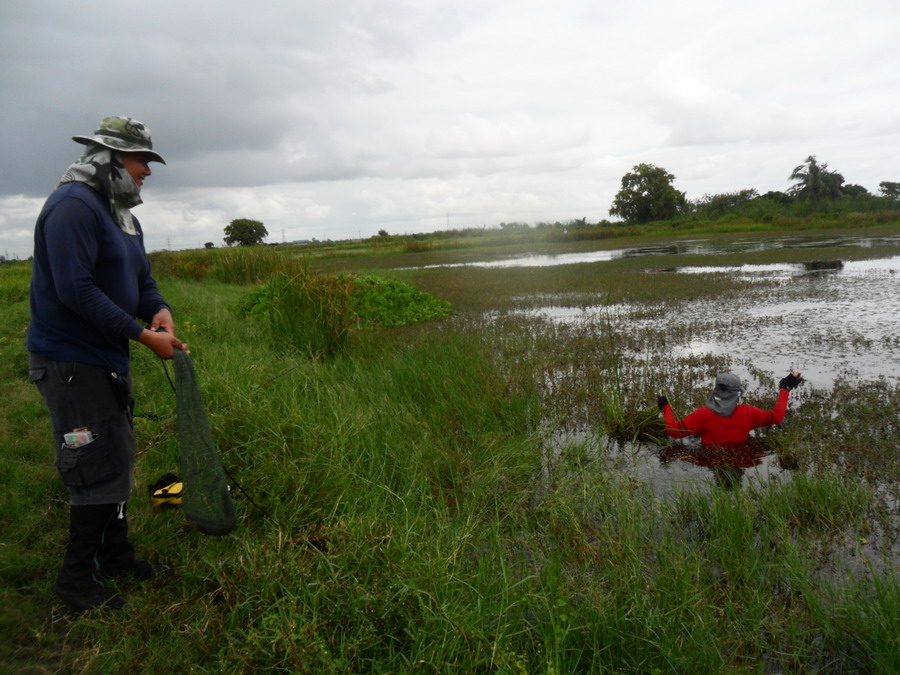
left=231, top=271, right=452, bottom=356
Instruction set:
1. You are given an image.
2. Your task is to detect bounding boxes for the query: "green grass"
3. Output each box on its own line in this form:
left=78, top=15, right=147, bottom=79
left=231, top=271, right=453, bottom=356
left=0, top=260, right=31, bottom=304
left=2, top=223, right=899, bottom=672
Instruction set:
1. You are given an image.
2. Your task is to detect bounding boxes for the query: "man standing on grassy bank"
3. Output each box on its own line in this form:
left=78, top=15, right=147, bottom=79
left=658, top=371, right=803, bottom=445
left=26, top=116, right=186, bottom=611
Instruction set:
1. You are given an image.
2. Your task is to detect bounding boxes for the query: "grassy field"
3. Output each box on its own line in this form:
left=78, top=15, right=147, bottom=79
left=2, top=223, right=899, bottom=673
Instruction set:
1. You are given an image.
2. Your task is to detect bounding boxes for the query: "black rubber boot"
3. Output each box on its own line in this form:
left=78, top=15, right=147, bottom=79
left=55, top=504, right=126, bottom=611
left=98, top=502, right=173, bottom=581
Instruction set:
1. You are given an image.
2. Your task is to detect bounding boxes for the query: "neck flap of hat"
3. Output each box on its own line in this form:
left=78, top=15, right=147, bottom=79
left=58, top=145, right=142, bottom=235
left=705, top=373, right=742, bottom=417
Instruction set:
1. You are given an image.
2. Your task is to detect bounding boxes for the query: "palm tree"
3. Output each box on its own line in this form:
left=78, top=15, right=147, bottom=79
left=788, top=155, right=844, bottom=202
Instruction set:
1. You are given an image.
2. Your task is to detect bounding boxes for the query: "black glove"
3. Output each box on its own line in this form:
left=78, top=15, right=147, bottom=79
left=779, top=373, right=802, bottom=391
left=657, top=395, right=669, bottom=410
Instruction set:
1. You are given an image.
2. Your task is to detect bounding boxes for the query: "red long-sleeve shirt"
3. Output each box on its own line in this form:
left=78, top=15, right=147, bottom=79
left=662, top=389, right=790, bottom=445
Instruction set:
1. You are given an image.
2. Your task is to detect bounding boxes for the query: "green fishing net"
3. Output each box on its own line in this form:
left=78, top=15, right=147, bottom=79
left=173, top=349, right=236, bottom=536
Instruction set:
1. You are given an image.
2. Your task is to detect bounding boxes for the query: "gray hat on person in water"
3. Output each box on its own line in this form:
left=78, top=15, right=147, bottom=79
left=72, top=116, right=166, bottom=164
left=705, top=373, right=742, bottom=417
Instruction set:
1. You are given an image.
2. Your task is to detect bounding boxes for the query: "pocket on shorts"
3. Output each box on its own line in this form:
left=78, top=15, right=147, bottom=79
left=27, top=366, right=46, bottom=384
left=56, top=430, right=121, bottom=487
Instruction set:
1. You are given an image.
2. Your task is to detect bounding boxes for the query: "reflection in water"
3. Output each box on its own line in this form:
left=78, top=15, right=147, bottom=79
left=659, top=440, right=772, bottom=490
left=802, top=259, right=844, bottom=273
left=549, top=433, right=792, bottom=498
left=675, top=254, right=900, bottom=276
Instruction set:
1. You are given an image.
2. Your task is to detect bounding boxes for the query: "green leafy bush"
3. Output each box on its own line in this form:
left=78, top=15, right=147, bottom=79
left=232, top=272, right=452, bottom=356
left=350, top=275, right=451, bottom=328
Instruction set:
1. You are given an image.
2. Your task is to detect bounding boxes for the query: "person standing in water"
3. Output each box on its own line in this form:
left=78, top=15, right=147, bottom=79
left=658, top=371, right=802, bottom=445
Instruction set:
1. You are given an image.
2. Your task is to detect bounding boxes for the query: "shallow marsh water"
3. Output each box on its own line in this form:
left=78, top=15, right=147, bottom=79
left=546, top=428, right=793, bottom=499
left=473, top=234, right=900, bottom=503
left=519, top=254, right=900, bottom=389
left=408, top=233, right=900, bottom=270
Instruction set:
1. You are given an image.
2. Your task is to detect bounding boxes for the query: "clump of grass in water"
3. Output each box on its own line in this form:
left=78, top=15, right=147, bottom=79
left=598, top=351, right=665, bottom=443
left=591, top=308, right=666, bottom=443
left=773, top=376, right=900, bottom=484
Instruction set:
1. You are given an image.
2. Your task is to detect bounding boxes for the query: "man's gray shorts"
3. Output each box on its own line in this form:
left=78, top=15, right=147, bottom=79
left=28, top=354, right=135, bottom=506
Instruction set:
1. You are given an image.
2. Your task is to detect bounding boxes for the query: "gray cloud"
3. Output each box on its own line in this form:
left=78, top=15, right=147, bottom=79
left=3, top=0, right=900, bottom=258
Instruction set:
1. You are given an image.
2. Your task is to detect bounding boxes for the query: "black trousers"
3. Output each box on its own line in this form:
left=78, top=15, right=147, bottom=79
left=28, top=354, right=135, bottom=505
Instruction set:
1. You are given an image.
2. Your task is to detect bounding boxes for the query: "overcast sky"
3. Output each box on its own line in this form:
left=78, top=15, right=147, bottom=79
left=2, top=0, right=899, bottom=259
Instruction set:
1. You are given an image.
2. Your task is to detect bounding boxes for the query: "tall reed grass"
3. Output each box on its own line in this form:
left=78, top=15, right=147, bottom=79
left=261, top=270, right=358, bottom=357
left=150, top=245, right=301, bottom=284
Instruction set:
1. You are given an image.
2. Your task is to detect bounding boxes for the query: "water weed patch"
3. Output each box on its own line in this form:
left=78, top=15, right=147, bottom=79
left=351, top=275, right=452, bottom=327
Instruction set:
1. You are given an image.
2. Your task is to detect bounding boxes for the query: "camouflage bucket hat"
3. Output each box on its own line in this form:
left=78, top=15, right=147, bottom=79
left=72, top=116, right=166, bottom=164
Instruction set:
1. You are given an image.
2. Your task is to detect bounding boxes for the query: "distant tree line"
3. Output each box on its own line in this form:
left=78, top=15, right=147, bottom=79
left=608, top=156, right=900, bottom=225
left=222, top=155, right=899, bottom=250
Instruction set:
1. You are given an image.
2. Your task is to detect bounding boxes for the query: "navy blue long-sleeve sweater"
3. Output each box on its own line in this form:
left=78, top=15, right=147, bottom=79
left=27, top=182, right=168, bottom=373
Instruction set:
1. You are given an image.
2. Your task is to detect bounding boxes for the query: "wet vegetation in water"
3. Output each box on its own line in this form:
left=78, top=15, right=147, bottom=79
left=1, top=226, right=898, bottom=673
